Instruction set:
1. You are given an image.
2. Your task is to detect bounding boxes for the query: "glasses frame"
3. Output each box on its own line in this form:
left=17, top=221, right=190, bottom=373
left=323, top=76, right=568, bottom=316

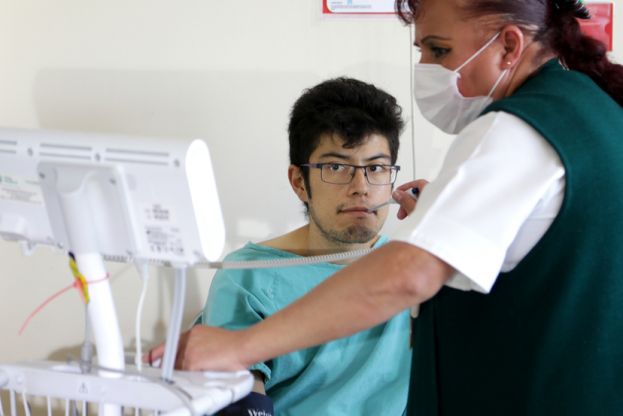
left=299, top=162, right=401, bottom=185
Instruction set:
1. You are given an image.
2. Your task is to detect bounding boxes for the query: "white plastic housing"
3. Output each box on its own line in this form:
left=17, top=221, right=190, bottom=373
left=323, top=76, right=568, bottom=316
left=0, top=361, right=253, bottom=415
left=0, top=127, right=225, bottom=264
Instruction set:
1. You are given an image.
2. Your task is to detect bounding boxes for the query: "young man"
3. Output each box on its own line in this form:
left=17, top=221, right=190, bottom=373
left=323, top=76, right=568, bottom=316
left=202, top=77, right=411, bottom=415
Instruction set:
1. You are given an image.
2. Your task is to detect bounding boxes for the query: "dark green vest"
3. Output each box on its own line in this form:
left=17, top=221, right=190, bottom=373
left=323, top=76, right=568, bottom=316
left=408, top=60, right=623, bottom=415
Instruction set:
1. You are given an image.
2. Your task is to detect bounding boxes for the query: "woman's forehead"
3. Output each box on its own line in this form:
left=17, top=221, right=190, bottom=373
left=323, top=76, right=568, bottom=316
left=414, top=0, right=463, bottom=37
left=415, top=1, right=497, bottom=47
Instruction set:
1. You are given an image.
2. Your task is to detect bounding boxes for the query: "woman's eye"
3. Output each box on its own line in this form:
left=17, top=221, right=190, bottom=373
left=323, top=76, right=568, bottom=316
left=328, top=164, right=344, bottom=172
left=367, top=165, right=383, bottom=173
left=431, top=46, right=450, bottom=59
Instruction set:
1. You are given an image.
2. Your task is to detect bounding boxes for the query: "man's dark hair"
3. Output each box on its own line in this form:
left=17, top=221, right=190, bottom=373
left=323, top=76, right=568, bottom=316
left=288, top=77, right=403, bottom=169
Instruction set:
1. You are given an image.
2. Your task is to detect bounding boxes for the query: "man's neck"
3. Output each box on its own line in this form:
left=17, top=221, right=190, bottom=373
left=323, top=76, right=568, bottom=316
left=259, top=224, right=379, bottom=259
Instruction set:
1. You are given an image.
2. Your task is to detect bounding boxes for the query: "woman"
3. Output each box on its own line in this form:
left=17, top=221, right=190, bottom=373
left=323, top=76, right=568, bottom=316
left=151, top=1, right=623, bottom=414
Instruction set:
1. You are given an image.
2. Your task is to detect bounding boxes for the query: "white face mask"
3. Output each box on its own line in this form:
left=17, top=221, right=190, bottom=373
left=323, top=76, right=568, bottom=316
left=413, top=32, right=508, bottom=134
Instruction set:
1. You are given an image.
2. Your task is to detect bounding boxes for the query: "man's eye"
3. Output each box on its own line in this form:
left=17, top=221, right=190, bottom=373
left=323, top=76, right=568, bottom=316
left=328, top=163, right=345, bottom=172
left=367, top=165, right=384, bottom=173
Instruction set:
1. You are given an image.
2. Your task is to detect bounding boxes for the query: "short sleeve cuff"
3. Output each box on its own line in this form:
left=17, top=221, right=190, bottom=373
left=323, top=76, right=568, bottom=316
left=249, top=362, right=272, bottom=382
left=393, top=213, right=505, bottom=293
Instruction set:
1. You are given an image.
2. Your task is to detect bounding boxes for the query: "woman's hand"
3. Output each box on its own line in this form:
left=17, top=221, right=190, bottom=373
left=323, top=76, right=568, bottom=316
left=147, top=325, right=249, bottom=372
left=393, top=179, right=429, bottom=219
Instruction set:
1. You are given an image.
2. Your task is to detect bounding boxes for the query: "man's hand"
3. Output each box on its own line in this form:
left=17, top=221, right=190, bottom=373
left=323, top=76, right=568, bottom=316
left=148, top=325, right=249, bottom=372
left=393, top=179, right=429, bottom=219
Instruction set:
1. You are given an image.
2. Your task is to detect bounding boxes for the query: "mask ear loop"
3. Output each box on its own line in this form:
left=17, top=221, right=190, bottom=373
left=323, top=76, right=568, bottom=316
left=454, top=32, right=501, bottom=74
left=486, top=68, right=509, bottom=97
left=408, top=23, right=417, bottom=179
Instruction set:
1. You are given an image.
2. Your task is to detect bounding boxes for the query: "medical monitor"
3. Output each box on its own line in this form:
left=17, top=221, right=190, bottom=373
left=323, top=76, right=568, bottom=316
left=0, top=127, right=225, bottom=264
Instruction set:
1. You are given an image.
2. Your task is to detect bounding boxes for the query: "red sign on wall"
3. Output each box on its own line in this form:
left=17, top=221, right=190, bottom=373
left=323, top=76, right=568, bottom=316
left=322, top=0, right=397, bottom=15
left=321, top=0, right=614, bottom=52
left=580, top=3, right=614, bottom=51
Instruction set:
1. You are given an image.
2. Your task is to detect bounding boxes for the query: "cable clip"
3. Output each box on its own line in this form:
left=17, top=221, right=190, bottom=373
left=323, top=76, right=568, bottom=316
left=69, top=253, right=90, bottom=304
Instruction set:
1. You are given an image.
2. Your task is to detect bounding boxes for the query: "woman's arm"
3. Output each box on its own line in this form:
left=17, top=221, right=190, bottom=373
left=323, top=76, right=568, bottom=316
left=153, top=241, right=453, bottom=371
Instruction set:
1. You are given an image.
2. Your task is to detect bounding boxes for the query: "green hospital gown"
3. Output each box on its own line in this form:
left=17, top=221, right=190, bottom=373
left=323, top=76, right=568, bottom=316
left=201, top=236, right=411, bottom=416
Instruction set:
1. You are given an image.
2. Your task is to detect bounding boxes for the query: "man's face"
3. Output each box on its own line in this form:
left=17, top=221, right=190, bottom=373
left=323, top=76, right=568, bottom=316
left=299, top=133, right=395, bottom=246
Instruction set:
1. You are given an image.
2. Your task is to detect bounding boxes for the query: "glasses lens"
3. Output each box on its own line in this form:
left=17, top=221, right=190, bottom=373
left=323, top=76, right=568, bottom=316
left=321, top=163, right=353, bottom=184
left=366, top=165, right=396, bottom=185
left=317, top=164, right=397, bottom=185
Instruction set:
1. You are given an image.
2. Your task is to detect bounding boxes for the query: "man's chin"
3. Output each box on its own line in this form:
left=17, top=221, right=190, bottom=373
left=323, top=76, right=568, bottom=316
left=309, top=211, right=381, bottom=245
left=335, top=226, right=378, bottom=245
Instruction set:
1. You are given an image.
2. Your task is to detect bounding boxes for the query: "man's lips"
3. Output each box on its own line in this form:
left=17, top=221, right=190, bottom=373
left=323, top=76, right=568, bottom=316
left=339, top=206, right=373, bottom=214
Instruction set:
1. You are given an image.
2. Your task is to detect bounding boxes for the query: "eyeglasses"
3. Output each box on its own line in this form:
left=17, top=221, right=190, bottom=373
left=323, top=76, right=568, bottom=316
left=299, top=163, right=400, bottom=185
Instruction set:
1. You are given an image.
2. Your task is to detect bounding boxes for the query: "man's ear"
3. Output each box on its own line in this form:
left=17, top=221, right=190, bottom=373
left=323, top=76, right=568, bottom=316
left=499, top=25, right=525, bottom=69
left=288, top=165, right=309, bottom=203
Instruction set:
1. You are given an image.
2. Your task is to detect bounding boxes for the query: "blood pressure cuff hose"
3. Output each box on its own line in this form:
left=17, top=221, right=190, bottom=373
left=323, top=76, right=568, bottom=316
left=216, top=392, right=274, bottom=416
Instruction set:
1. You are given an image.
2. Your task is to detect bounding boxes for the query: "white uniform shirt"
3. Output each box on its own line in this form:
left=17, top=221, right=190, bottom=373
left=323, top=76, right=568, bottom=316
left=393, top=111, right=565, bottom=293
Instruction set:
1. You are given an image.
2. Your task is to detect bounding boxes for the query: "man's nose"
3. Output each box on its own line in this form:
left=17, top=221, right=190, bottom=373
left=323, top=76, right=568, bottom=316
left=349, top=167, right=369, bottom=192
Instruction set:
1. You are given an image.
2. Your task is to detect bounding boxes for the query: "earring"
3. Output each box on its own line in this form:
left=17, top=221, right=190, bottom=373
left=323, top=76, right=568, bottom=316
left=506, top=61, right=512, bottom=67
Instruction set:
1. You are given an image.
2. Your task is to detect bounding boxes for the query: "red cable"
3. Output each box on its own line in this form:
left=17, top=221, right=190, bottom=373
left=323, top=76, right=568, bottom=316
left=18, top=275, right=109, bottom=336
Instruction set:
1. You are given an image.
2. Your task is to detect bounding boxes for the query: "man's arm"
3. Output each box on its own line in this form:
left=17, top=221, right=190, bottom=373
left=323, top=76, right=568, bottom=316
left=158, top=241, right=453, bottom=371
left=252, top=371, right=266, bottom=394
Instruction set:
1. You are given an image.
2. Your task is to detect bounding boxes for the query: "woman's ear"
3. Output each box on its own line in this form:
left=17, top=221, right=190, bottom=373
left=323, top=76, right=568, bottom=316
left=288, top=165, right=308, bottom=203
left=499, top=25, right=525, bottom=69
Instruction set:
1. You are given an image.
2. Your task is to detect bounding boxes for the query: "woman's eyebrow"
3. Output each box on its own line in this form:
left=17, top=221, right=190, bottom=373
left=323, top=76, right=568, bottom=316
left=420, top=35, right=452, bottom=45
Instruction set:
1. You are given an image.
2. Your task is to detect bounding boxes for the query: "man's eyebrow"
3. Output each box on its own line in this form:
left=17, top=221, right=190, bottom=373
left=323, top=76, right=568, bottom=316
left=316, top=152, right=392, bottom=162
left=317, top=152, right=350, bottom=160
left=364, top=154, right=392, bottom=162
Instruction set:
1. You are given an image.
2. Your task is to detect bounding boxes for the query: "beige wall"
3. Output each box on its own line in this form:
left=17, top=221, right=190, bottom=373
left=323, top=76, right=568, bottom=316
left=0, top=0, right=422, bottom=363
left=0, top=0, right=622, bottom=364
